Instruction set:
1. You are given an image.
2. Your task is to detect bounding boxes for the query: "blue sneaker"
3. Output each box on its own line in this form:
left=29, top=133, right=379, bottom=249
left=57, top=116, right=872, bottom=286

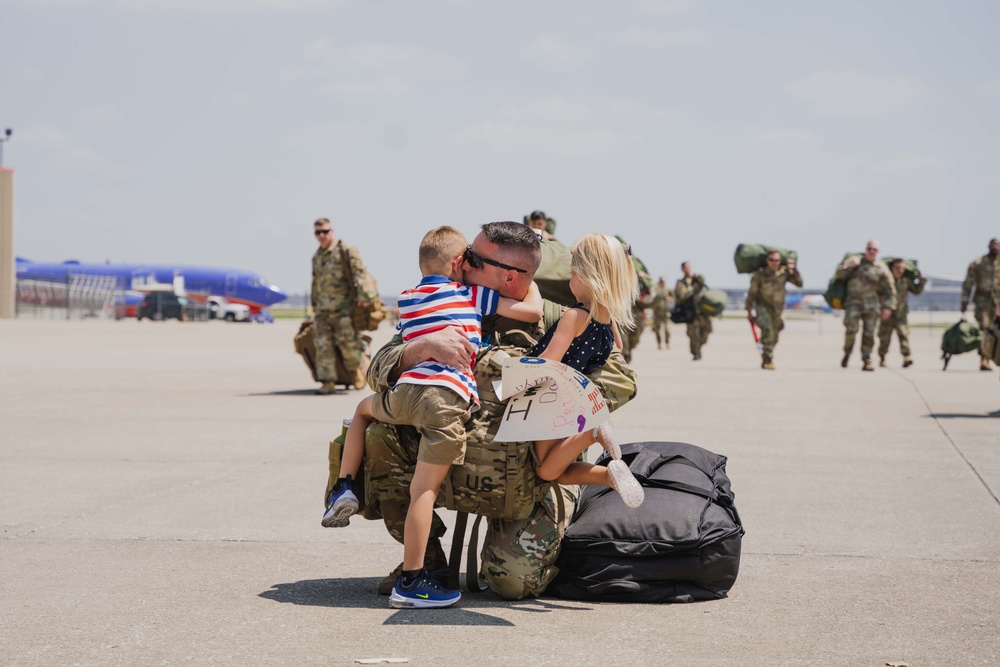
left=389, top=569, right=461, bottom=609
left=321, top=479, right=359, bottom=528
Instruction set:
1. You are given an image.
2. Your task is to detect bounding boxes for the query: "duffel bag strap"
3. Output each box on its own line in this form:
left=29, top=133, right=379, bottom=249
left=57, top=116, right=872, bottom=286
left=466, top=514, right=486, bottom=592
left=447, top=511, right=469, bottom=590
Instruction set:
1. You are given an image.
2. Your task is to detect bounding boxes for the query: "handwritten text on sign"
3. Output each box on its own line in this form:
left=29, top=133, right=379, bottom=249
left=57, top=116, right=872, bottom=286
left=492, top=356, right=609, bottom=442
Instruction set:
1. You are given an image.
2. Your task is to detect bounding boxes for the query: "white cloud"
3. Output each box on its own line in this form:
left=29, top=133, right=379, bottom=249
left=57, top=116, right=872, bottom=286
left=521, top=33, right=589, bottom=70
left=752, top=130, right=823, bottom=147
left=303, top=40, right=466, bottom=77
left=613, top=27, right=705, bottom=47
left=321, top=77, right=411, bottom=100
left=500, top=97, right=595, bottom=124
left=632, top=0, right=695, bottom=15
left=450, top=121, right=624, bottom=157
left=17, top=124, right=132, bottom=180
left=81, top=105, right=125, bottom=121
left=787, top=71, right=928, bottom=118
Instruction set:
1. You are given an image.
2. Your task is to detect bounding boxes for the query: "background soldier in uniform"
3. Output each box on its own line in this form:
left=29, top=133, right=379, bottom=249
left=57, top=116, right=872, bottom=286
left=745, top=251, right=802, bottom=369
left=311, top=217, right=379, bottom=394
left=961, top=238, right=999, bottom=371
left=650, top=276, right=672, bottom=350
left=878, top=259, right=925, bottom=368
left=526, top=210, right=556, bottom=241
left=836, top=240, right=897, bottom=371
left=675, top=261, right=710, bottom=360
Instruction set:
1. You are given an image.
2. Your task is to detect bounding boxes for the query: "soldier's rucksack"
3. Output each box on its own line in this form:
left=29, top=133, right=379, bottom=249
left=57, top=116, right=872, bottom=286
left=670, top=298, right=696, bottom=324
left=823, top=253, right=862, bottom=310
left=882, top=257, right=920, bottom=281
left=697, top=289, right=727, bottom=317
left=534, top=238, right=576, bottom=307
left=294, top=320, right=370, bottom=387
left=941, top=319, right=982, bottom=370
left=549, top=441, right=744, bottom=603
left=733, top=244, right=798, bottom=274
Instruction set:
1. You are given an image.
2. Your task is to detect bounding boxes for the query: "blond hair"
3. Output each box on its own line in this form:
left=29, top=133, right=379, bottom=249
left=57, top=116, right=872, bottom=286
left=419, top=226, right=467, bottom=275
left=571, top=233, right=639, bottom=330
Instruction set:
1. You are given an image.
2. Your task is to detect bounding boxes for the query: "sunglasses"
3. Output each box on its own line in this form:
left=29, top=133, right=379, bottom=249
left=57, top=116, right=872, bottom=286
left=315, top=229, right=332, bottom=236
left=766, top=257, right=781, bottom=262
left=463, top=245, right=527, bottom=273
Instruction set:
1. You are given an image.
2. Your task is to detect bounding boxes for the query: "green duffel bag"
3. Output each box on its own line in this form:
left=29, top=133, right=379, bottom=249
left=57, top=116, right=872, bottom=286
left=941, top=319, right=982, bottom=370
left=534, top=237, right=576, bottom=307
left=734, top=243, right=798, bottom=274
left=698, top=289, right=727, bottom=317
left=882, top=257, right=920, bottom=281
left=824, top=277, right=847, bottom=309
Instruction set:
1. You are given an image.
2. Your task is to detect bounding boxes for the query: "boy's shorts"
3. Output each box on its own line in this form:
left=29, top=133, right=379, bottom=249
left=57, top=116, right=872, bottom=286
left=370, top=383, right=473, bottom=466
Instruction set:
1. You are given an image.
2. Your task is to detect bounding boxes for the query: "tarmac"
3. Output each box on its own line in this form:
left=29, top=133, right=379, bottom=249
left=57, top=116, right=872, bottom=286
left=1, top=314, right=998, bottom=666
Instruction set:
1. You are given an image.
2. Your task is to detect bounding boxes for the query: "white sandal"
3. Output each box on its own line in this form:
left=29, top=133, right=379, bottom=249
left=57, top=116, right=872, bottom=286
left=593, top=421, right=622, bottom=460
left=606, top=459, right=644, bottom=508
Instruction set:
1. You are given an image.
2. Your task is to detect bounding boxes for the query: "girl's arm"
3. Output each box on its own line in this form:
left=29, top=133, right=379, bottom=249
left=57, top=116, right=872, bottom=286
left=496, top=281, right=544, bottom=323
left=536, top=308, right=585, bottom=362
left=611, top=320, right=623, bottom=350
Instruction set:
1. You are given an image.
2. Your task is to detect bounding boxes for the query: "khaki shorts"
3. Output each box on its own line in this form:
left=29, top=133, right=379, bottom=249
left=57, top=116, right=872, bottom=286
left=371, top=383, right=473, bottom=466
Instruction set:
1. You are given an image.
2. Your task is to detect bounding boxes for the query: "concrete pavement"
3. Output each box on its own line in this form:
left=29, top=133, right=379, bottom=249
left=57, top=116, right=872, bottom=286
left=1, top=315, right=997, bottom=666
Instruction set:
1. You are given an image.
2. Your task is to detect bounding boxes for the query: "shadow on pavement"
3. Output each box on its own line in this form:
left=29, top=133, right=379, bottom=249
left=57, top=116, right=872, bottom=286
left=242, top=389, right=341, bottom=397
left=927, top=410, right=1000, bottom=419
left=259, top=578, right=591, bottom=626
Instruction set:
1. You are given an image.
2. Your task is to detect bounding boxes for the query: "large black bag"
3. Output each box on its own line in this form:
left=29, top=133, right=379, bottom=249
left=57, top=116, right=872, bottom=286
left=670, top=299, right=696, bottom=324
left=549, top=441, right=744, bottom=603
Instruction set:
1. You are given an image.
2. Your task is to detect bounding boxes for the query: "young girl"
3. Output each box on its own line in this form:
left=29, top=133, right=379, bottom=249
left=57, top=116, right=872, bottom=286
left=528, top=233, right=645, bottom=508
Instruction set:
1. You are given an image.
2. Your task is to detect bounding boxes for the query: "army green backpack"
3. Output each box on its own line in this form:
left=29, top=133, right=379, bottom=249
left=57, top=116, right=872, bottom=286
left=882, top=257, right=920, bottom=281
left=823, top=253, right=862, bottom=309
left=941, top=319, right=982, bottom=370
left=534, top=238, right=576, bottom=307
left=734, top=244, right=798, bottom=274
left=698, top=289, right=727, bottom=317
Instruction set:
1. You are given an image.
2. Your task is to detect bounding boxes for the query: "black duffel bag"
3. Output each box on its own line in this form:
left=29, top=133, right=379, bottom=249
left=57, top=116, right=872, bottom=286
left=548, top=441, right=744, bottom=603
left=670, top=299, right=696, bottom=324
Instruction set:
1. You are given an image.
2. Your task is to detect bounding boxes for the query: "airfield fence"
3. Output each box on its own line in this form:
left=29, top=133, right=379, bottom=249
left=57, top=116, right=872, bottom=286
left=16, top=275, right=123, bottom=320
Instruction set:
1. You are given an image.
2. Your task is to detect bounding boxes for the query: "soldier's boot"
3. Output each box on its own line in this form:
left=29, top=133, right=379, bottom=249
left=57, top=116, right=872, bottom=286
left=861, top=359, right=874, bottom=372
left=841, top=352, right=850, bottom=368
left=377, top=538, right=449, bottom=596
left=879, top=356, right=887, bottom=368
left=657, top=342, right=663, bottom=350
left=902, top=356, right=913, bottom=368
left=761, top=354, right=775, bottom=370
left=351, top=367, right=367, bottom=390
left=980, top=357, right=992, bottom=372
left=315, top=381, right=339, bottom=395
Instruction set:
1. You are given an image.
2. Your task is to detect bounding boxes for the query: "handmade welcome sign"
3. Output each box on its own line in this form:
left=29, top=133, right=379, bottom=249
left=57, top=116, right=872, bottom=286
left=492, top=356, right=609, bottom=442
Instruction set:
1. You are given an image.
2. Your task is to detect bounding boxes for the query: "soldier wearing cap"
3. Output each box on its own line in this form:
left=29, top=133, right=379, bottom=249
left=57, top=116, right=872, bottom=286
left=961, top=238, right=999, bottom=371
left=675, top=261, right=711, bottom=360
left=835, top=240, right=897, bottom=371
left=878, top=259, right=924, bottom=368
left=745, top=251, right=802, bottom=369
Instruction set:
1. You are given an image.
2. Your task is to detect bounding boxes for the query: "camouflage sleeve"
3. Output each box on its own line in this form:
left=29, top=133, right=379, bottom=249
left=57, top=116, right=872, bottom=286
left=310, top=253, right=318, bottom=308
left=347, top=245, right=379, bottom=303
left=909, top=276, right=926, bottom=296
left=961, top=261, right=976, bottom=306
left=367, top=332, right=405, bottom=392
left=834, top=259, right=854, bottom=280
left=880, top=268, right=898, bottom=311
left=744, top=272, right=759, bottom=311
left=674, top=280, right=689, bottom=302
left=787, top=269, right=804, bottom=288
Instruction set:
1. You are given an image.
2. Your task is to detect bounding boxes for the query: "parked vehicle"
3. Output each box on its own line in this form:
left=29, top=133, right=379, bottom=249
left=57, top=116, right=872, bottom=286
left=136, top=292, right=209, bottom=321
left=207, top=296, right=250, bottom=322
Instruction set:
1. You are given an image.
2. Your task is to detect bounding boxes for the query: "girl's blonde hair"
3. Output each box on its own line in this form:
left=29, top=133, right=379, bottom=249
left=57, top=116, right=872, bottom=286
left=571, top=233, right=639, bottom=331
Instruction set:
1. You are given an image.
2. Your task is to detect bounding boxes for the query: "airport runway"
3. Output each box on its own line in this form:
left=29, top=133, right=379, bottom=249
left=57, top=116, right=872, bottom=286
left=1, top=315, right=998, bottom=666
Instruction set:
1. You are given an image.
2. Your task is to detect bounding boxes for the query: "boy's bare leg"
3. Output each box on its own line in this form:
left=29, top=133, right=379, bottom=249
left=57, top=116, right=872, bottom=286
left=340, top=395, right=375, bottom=480
left=403, top=461, right=451, bottom=571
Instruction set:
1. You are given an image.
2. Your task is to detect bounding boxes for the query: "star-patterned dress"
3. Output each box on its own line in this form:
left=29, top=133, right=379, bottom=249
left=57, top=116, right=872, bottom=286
left=528, top=304, right=615, bottom=375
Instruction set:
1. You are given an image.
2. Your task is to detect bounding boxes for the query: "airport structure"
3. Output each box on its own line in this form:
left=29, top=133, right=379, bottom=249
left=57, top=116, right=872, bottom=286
left=0, top=168, right=13, bottom=319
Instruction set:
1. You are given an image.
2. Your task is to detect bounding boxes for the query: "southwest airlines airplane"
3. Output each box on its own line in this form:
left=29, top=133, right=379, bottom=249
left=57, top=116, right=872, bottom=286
left=15, top=257, right=287, bottom=315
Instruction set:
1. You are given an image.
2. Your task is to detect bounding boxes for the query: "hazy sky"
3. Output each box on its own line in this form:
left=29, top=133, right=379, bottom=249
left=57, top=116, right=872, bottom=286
left=3, top=0, right=998, bottom=296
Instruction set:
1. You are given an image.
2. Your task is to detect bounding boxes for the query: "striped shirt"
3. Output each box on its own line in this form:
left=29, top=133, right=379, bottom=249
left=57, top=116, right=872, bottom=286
left=396, top=274, right=500, bottom=404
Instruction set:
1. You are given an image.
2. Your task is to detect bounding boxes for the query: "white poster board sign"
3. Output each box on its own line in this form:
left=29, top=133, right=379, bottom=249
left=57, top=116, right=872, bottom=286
left=492, top=356, right=609, bottom=442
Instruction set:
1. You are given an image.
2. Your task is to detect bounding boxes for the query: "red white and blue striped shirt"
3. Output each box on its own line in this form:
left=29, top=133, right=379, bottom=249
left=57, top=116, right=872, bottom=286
left=397, top=275, right=500, bottom=404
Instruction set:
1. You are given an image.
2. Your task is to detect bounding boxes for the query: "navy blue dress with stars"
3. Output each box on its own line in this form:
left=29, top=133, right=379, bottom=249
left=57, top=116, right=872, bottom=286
left=528, top=304, right=615, bottom=375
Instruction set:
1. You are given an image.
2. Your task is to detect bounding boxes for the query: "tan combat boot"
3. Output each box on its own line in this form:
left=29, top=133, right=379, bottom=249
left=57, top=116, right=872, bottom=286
left=841, top=352, right=850, bottom=368
left=981, top=358, right=992, bottom=372
left=315, top=381, right=339, bottom=395
left=879, top=356, right=887, bottom=368
left=861, top=360, right=874, bottom=371
left=902, top=357, right=913, bottom=368
left=761, top=354, right=775, bottom=370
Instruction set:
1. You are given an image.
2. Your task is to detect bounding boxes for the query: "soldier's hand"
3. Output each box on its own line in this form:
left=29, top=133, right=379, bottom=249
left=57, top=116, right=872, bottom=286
left=746, top=310, right=756, bottom=325
left=786, top=259, right=796, bottom=272
left=881, top=308, right=892, bottom=320
left=412, top=327, right=476, bottom=370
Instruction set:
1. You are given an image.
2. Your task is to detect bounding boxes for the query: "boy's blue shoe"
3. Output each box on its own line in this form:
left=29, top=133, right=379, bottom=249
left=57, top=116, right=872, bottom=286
left=389, top=570, right=461, bottom=609
left=321, top=481, right=359, bottom=528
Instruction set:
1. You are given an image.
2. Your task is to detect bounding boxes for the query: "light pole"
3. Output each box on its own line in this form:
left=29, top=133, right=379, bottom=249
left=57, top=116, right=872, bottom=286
left=0, top=129, right=12, bottom=167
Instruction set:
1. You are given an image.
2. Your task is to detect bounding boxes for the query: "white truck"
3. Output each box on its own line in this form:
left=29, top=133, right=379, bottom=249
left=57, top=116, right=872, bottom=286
left=207, top=296, right=251, bottom=322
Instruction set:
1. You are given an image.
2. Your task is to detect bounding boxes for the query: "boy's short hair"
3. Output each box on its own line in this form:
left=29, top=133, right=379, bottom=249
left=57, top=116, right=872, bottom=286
left=419, top=226, right=467, bottom=275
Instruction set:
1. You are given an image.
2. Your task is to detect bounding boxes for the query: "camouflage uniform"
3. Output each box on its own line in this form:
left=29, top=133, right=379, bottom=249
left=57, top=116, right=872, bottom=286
left=836, top=258, right=897, bottom=363
left=311, top=239, right=378, bottom=380
left=877, top=274, right=925, bottom=360
left=744, top=265, right=803, bottom=363
left=676, top=274, right=710, bottom=359
left=621, top=301, right=647, bottom=363
left=650, top=284, right=672, bottom=348
left=961, top=254, right=998, bottom=361
left=363, top=310, right=637, bottom=600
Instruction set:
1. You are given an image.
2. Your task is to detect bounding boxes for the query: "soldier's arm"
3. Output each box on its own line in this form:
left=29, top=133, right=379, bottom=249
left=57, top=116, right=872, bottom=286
left=880, top=270, right=898, bottom=312
left=347, top=244, right=379, bottom=304
left=744, top=273, right=759, bottom=311
left=961, top=261, right=976, bottom=308
left=909, top=273, right=926, bottom=296
left=787, top=268, right=804, bottom=288
left=834, top=257, right=858, bottom=280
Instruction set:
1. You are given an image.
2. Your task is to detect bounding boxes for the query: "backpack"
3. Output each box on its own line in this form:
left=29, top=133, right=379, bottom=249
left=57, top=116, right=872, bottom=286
left=670, top=298, right=696, bottom=324
left=882, top=257, right=920, bottom=282
left=823, top=253, right=862, bottom=309
left=294, top=319, right=370, bottom=386
left=548, top=441, right=744, bottom=603
left=941, top=319, right=982, bottom=370
left=534, top=238, right=576, bottom=307
left=734, top=243, right=798, bottom=274
left=697, top=289, right=727, bottom=317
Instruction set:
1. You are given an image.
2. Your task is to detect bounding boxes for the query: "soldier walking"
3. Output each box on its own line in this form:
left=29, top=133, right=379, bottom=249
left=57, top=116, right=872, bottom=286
left=878, top=259, right=925, bottom=368
left=961, top=238, right=999, bottom=371
left=836, top=240, right=897, bottom=371
left=676, top=261, right=711, bottom=360
left=311, top=217, right=380, bottom=394
left=745, top=251, right=802, bottom=369
left=650, top=276, right=672, bottom=350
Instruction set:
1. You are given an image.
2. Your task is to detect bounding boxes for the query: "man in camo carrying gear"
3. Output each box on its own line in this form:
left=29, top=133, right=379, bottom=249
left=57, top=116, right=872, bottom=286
left=836, top=240, right=897, bottom=372
left=311, top=217, right=380, bottom=394
left=650, top=276, right=672, bottom=350
left=745, top=251, right=802, bottom=370
left=360, top=221, right=637, bottom=600
left=878, top=259, right=925, bottom=368
left=961, top=238, right=999, bottom=371
left=676, top=262, right=711, bottom=360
